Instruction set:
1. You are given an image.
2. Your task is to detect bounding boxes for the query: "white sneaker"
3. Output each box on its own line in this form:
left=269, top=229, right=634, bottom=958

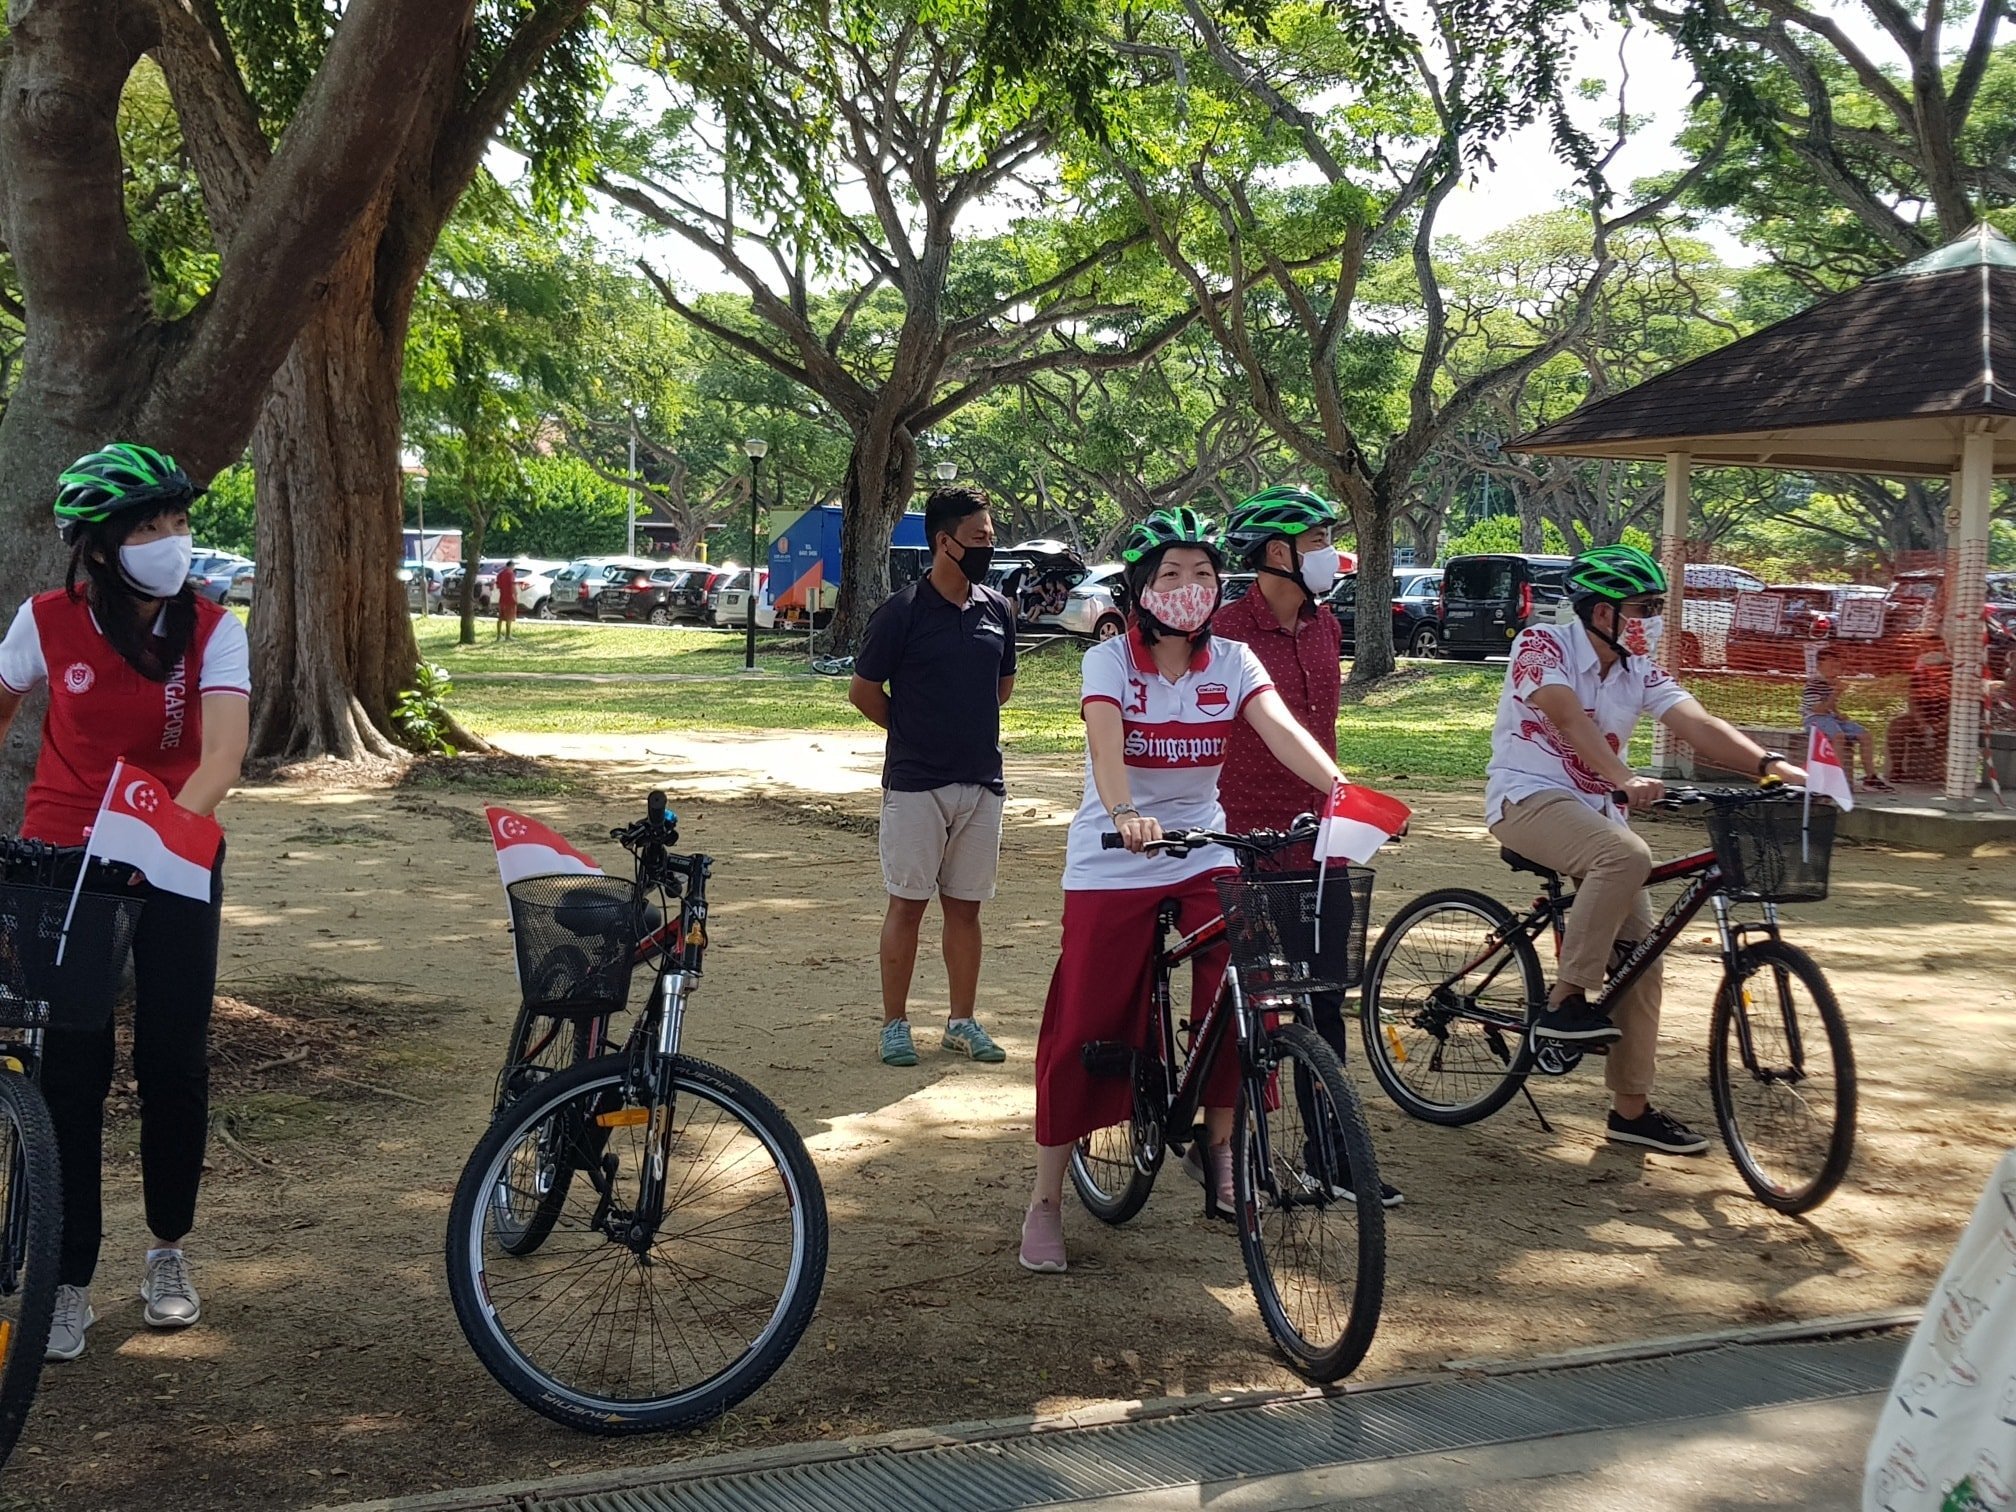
left=140, top=1250, right=201, bottom=1328
left=45, top=1284, right=94, bottom=1361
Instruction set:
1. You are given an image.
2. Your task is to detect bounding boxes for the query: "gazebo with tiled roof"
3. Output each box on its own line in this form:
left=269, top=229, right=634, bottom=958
left=1511, top=223, right=2016, bottom=801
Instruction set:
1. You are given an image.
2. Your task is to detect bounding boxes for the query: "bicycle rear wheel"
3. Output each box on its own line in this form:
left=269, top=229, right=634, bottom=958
left=1068, top=1045, right=1163, bottom=1225
left=1710, top=940, right=1856, bottom=1214
left=0, top=1070, right=61, bottom=1469
left=488, top=1006, right=600, bottom=1257
left=1234, top=1022, right=1384, bottom=1382
left=1359, top=889, right=1542, bottom=1125
left=446, top=1054, right=827, bottom=1434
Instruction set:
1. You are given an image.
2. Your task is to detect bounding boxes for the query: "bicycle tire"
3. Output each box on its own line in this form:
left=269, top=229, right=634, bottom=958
left=1234, top=1022, right=1384, bottom=1381
left=0, top=1070, right=62, bottom=1469
left=446, top=1054, right=828, bottom=1434
left=1709, top=940, right=1857, bottom=1215
left=1360, top=889, right=1542, bottom=1125
left=488, top=1006, right=599, bottom=1257
left=1067, top=1048, right=1162, bottom=1226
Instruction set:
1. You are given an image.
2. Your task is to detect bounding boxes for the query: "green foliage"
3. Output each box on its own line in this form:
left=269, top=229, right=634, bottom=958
left=1440, top=514, right=1654, bottom=560
left=391, top=663, right=457, bottom=754
left=197, top=463, right=258, bottom=554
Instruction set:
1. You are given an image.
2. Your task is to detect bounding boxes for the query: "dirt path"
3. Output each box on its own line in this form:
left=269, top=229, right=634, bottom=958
left=4, top=733, right=2011, bottom=1510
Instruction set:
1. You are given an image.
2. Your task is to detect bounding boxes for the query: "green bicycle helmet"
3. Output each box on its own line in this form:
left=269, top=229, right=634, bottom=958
left=1119, top=506, right=1220, bottom=564
left=1223, top=485, right=1338, bottom=563
left=53, top=444, right=196, bottom=542
left=1566, top=543, right=1666, bottom=604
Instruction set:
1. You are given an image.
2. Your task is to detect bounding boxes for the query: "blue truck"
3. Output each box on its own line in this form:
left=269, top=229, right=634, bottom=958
left=765, top=504, right=930, bottom=623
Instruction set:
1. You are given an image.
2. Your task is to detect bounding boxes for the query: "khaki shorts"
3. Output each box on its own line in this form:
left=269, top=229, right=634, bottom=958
left=880, top=785, right=1005, bottom=902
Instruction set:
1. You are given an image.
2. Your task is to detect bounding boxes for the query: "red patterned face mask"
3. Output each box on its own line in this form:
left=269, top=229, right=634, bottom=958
left=1139, top=580, right=1218, bottom=633
left=1622, top=613, right=1664, bottom=658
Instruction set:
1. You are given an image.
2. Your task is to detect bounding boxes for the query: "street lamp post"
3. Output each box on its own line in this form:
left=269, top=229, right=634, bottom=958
left=743, top=438, right=768, bottom=671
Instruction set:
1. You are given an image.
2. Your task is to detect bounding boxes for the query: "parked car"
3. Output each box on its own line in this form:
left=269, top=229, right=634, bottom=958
left=1726, top=583, right=1888, bottom=673
left=710, top=568, right=769, bottom=627
left=1328, top=567, right=1444, bottom=658
left=1436, top=553, right=1572, bottom=659
left=399, top=562, right=452, bottom=614
left=550, top=556, right=658, bottom=618
left=186, top=550, right=252, bottom=604
left=1880, top=568, right=2016, bottom=678
left=1055, top=563, right=1127, bottom=640
left=667, top=565, right=729, bottom=621
left=595, top=559, right=714, bottom=624
left=988, top=543, right=1097, bottom=632
left=225, top=564, right=256, bottom=605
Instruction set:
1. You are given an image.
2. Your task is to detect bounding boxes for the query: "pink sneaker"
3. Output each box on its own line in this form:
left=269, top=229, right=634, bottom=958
left=1019, top=1198, right=1068, bottom=1273
left=1205, top=1141, right=1235, bottom=1220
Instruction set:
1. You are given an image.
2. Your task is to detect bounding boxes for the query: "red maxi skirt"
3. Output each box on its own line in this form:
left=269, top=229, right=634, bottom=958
left=1034, top=870, right=1240, bottom=1147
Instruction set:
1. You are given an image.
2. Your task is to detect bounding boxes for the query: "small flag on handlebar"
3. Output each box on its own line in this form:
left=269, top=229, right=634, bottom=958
left=1314, top=781, right=1412, bottom=867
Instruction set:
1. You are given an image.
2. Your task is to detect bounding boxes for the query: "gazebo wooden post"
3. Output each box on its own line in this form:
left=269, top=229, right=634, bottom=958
left=1653, top=450, right=1691, bottom=776
left=1942, top=423, right=1996, bottom=800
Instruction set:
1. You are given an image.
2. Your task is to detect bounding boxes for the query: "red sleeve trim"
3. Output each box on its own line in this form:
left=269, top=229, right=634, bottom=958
left=1082, top=694, right=1122, bottom=711
left=0, top=673, right=30, bottom=696
left=1237, top=684, right=1274, bottom=714
left=200, top=686, right=251, bottom=699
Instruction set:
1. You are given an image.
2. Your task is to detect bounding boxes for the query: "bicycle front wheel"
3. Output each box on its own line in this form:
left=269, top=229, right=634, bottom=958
left=1068, top=1044, right=1164, bottom=1225
left=0, top=1070, right=61, bottom=1469
left=446, top=1054, right=828, bottom=1434
left=1234, top=1023, right=1384, bottom=1382
left=488, top=1006, right=600, bottom=1257
left=1710, top=940, right=1857, bottom=1214
left=1360, top=889, right=1542, bottom=1125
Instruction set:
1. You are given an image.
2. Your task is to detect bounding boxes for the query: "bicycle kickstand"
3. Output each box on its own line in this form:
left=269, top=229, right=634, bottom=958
left=1519, top=1079, right=1555, bottom=1135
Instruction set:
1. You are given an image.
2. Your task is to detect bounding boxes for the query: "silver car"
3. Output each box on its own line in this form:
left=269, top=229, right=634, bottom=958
left=1053, top=563, right=1127, bottom=640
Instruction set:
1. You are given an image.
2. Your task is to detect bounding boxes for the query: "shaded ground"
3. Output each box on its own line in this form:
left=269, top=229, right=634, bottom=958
left=2, top=732, right=2010, bottom=1510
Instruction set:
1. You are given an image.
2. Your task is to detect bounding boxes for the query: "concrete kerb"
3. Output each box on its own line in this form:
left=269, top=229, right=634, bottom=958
left=317, top=1310, right=1916, bottom=1512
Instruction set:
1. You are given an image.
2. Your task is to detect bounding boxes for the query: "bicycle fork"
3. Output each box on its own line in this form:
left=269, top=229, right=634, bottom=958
left=1712, top=899, right=1807, bottom=1081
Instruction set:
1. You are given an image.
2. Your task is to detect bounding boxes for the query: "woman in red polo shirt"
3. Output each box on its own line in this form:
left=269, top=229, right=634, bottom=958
left=0, top=444, right=249, bottom=1362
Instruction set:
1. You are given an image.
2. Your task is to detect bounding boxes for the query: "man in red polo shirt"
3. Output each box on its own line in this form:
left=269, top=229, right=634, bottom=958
left=1215, top=485, right=1403, bottom=1207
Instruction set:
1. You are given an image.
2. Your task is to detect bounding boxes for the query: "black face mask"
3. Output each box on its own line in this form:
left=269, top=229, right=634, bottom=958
left=948, top=541, right=994, bottom=584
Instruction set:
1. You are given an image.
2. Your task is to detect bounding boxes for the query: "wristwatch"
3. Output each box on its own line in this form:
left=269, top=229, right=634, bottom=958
left=1757, top=750, right=1787, bottom=775
left=1109, top=803, right=1141, bottom=820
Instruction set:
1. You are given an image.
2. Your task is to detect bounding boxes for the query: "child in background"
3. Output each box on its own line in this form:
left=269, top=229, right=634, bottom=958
left=1803, top=645, right=1893, bottom=791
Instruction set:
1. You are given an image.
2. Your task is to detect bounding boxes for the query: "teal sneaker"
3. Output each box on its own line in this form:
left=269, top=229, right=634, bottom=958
left=942, top=1018, right=1005, bottom=1063
left=880, top=1019, right=919, bottom=1067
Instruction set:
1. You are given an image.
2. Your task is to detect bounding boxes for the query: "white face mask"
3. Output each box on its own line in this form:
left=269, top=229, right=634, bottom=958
left=1621, top=612, right=1664, bottom=659
left=1139, top=580, right=1218, bottom=633
left=119, top=536, right=195, bottom=598
left=1298, top=545, right=1341, bottom=595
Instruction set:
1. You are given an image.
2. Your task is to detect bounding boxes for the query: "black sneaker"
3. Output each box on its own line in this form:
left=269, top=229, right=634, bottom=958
left=1606, top=1107, right=1711, bottom=1155
left=1303, top=1137, right=1407, bottom=1208
left=1532, top=994, right=1623, bottom=1046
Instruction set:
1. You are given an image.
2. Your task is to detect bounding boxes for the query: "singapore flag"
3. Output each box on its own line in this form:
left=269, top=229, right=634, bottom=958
left=1805, top=728, right=1856, bottom=812
left=485, top=807, right=603, bottom=887
left=1313, top=780, right=1413, bottom=866
left=82, top=759, right=223, bottom=900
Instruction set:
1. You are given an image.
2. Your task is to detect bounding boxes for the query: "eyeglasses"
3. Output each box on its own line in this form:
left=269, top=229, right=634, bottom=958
left=1619, top=597, right=1666, bottom=618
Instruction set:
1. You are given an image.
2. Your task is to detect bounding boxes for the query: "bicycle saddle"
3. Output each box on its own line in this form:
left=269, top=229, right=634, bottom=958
left=1498, top=846, right=1560, bottom=882
left=551, top=882, right=641, bottom=936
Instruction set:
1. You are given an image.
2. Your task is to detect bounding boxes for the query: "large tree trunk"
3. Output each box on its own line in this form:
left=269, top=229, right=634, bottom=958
left=823, top=422, right=917, bottom=654
left=1345, top=476, right=1397, bottom=683
left=246, top=236, right=413, bottom=761
left=458, top=509, right=489, bottom=647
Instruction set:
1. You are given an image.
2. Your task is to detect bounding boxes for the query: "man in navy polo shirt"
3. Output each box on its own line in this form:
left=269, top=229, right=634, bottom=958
left=850, top=485, right=1018, bottom=1067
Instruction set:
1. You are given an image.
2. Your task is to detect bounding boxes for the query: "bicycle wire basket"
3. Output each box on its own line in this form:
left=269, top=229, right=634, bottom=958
left=0, top=875, right=145, bottom=1032
left=1704, top=800, right=1835, bottom=904
left=506, top=873, right=647, bottom=1017
left=1214, top=867, right=1374, bottom=998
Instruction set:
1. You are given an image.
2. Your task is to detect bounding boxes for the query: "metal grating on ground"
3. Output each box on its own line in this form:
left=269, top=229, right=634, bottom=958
left=485, top=1333, right=1902, bottom=1512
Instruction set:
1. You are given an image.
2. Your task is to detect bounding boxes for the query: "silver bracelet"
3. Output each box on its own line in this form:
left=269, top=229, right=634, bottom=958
left=1109, top=803, right=1140, bottom=820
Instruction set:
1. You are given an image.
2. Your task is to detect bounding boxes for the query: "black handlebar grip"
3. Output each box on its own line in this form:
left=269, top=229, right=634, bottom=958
left=648, top=789, right=667, bottom=823
left=1101, top=831, right=1126, bottom=849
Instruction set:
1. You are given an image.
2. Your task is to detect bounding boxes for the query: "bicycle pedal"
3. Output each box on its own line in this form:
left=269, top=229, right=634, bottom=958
left=1080, top=1041, right=1135, bottom=1079
left=1533, top=1042, right=1584, bottom=1076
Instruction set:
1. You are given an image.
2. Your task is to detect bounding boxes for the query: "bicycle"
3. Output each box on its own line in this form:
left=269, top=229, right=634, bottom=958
left=0, top=840, right=146, bottom=1465
left=446, top=793, right=829, bottom=1433
left=1070, top=817, right=1386, bottom=1382
left=1359, top=784, right=1857, bottom=1215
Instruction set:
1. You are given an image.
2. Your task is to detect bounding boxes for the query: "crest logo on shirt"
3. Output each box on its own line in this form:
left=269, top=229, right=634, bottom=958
left=1194, top=682, right=1230, bottom=715
left=62, top=662, right=94, bottom=695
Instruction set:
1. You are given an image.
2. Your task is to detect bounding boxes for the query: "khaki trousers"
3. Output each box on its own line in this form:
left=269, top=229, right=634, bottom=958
left=1490, top=791, right=1663, bottom=1097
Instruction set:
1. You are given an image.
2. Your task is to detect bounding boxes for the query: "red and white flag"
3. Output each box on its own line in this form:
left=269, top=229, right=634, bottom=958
left=1313, top=781, right=1413, bottom=866
left=82, top=760, right=223, bottom=900
left=1805, top=728, right=1856, bottom=812
left=486, top=806, right=602, bottom=887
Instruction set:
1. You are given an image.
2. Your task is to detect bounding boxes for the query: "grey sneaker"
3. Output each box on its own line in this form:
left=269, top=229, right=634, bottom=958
left=45, top=1284, right=94, bottom=1361
left=140, top=1250, right=201, bottom=1328
left=879, top=1019, right=919, bottom=1067
left=942, top=1018, right=1005, bottom=1063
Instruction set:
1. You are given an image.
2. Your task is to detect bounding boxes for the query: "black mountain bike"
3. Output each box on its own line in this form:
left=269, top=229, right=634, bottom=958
left=1359, top=785, right=1856, bottom=1214
left=1071, top=818, right=1386, bottom=1381
left=446, top=793, right=828, bottom=1433
left=0, top=840, right=145, bottom=1466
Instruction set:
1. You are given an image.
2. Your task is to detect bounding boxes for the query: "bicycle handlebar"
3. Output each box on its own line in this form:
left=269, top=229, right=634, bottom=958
left=1099, top=813, right=1322, bottom=857
left=1605, top=778, right=1809, bottom=812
